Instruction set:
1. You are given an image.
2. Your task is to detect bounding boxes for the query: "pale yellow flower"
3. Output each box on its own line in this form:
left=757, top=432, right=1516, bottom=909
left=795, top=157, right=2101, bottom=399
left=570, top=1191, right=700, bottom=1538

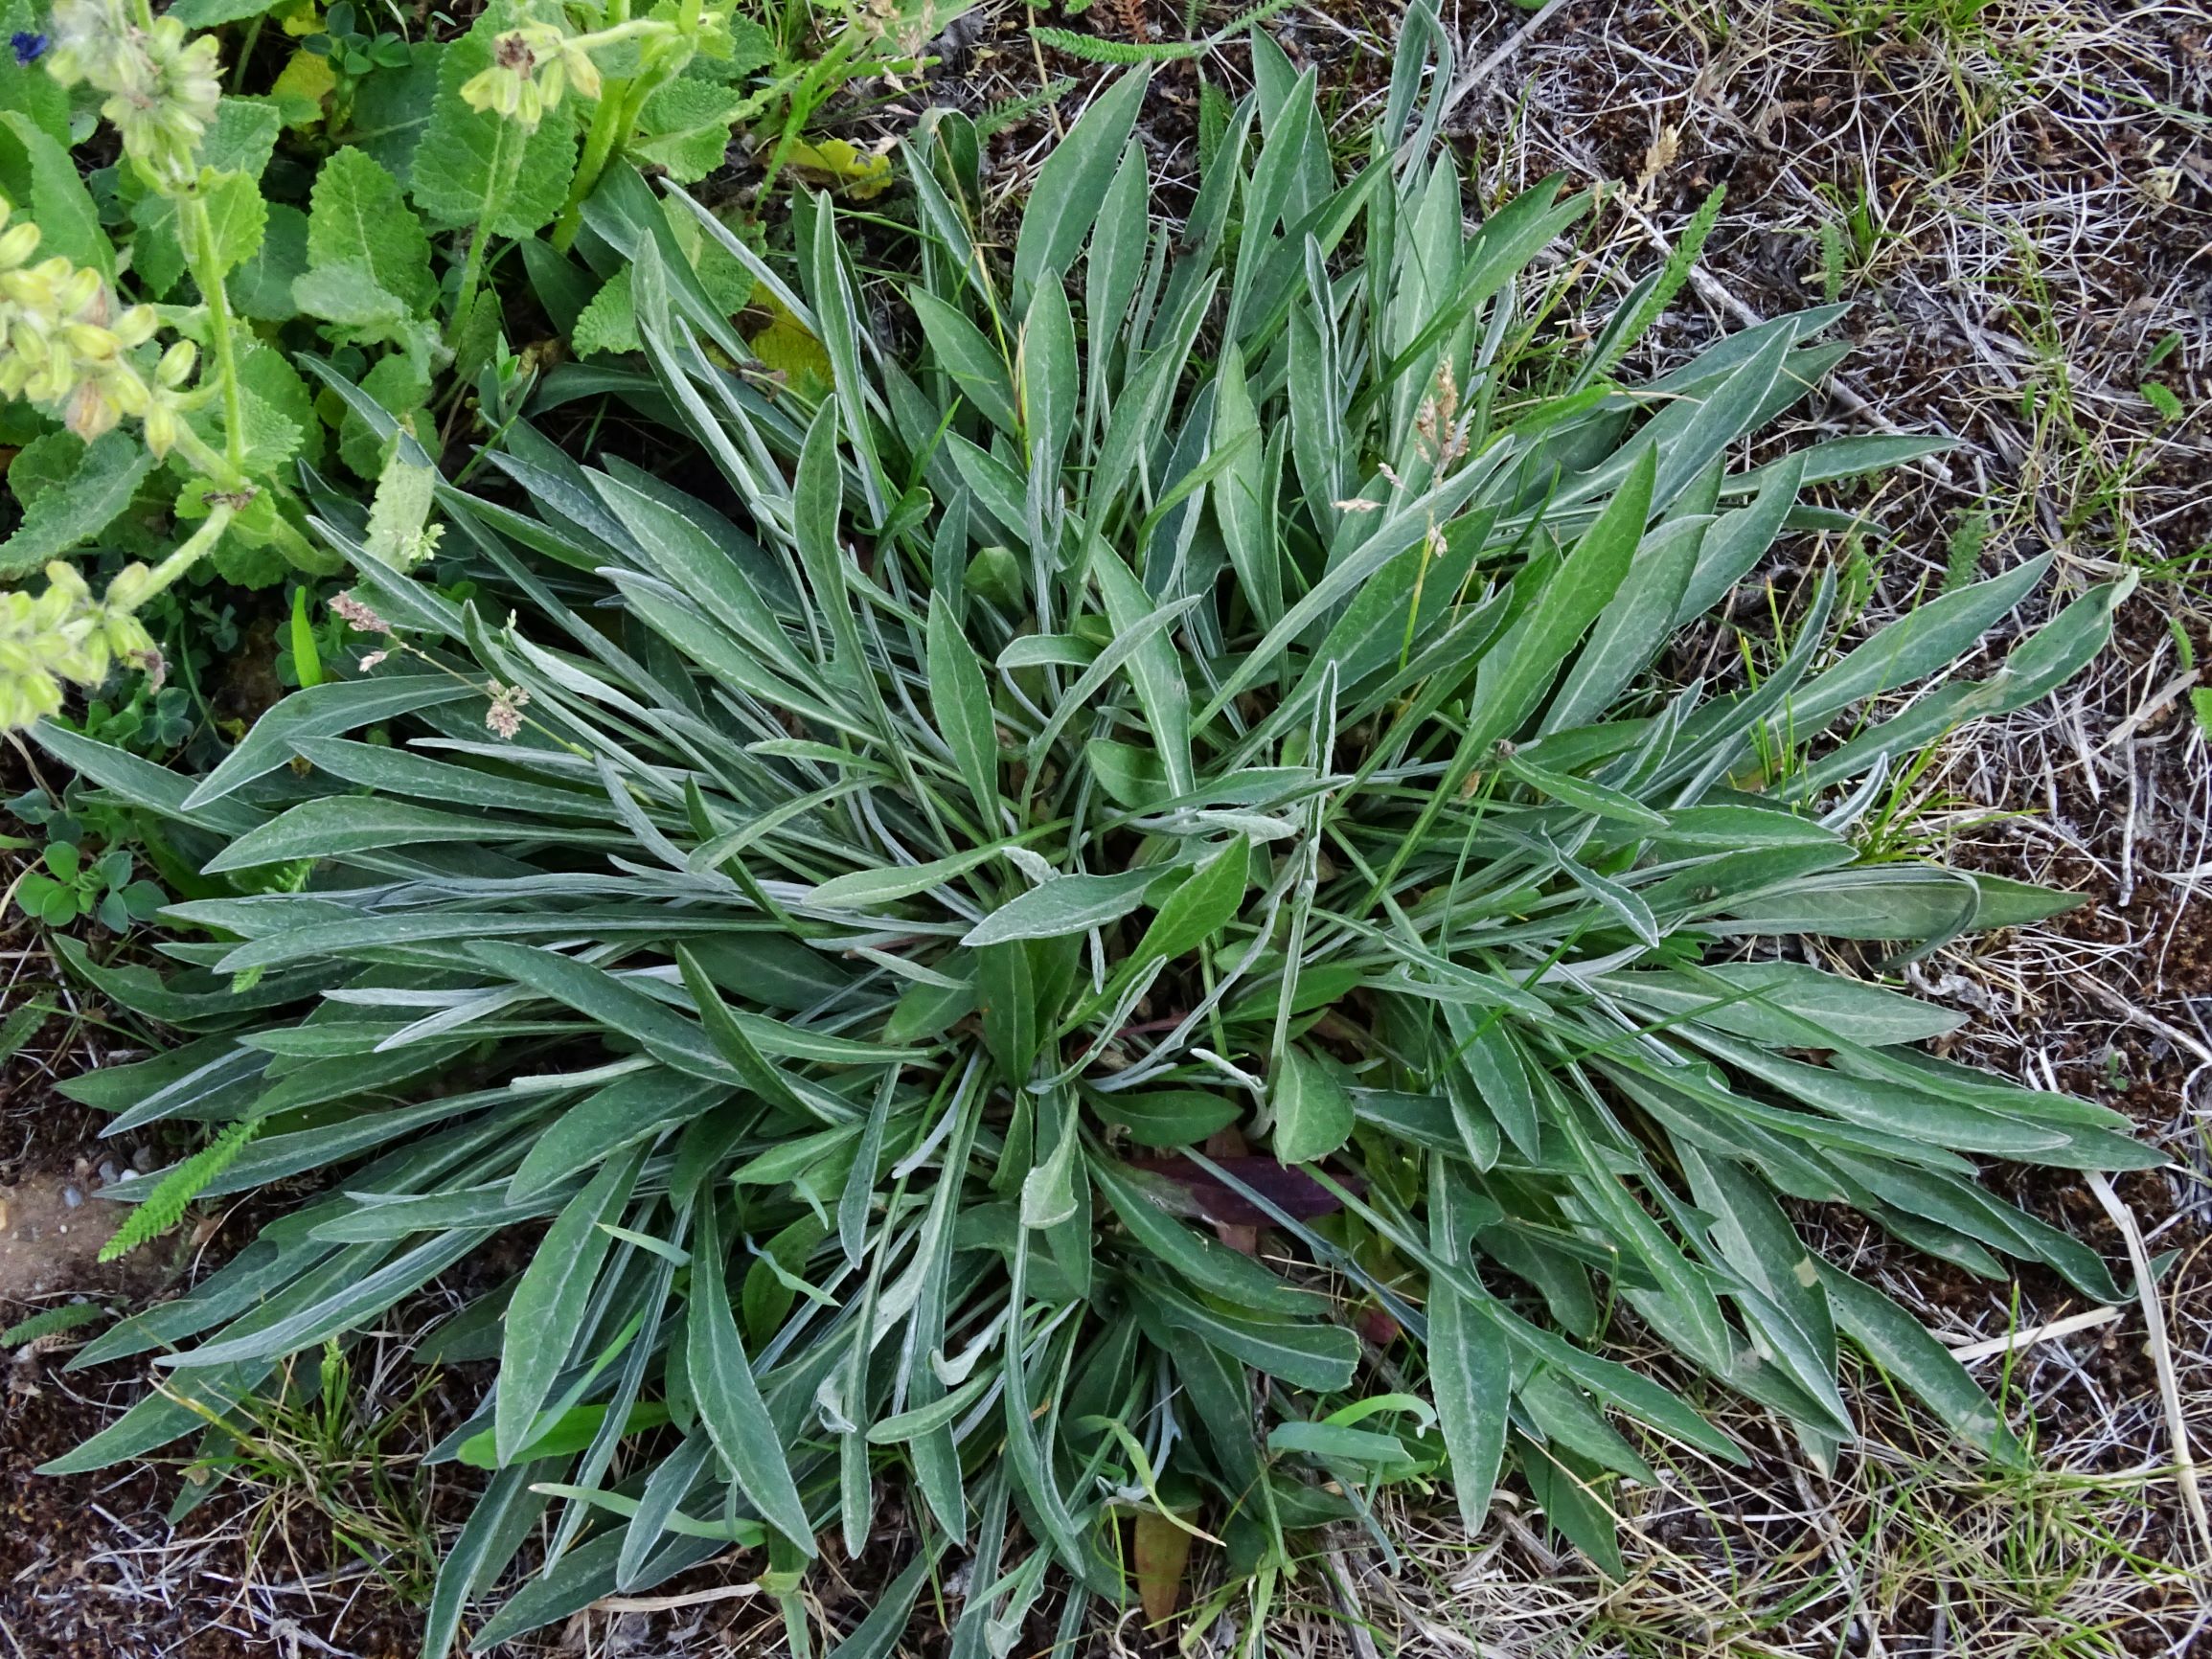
left=459, top=24, right=597, bottom=132
left=0, top=562, right=155, bottom=733
left=48, top=0, right=221, bottom=185
left=0, top=199, right=197, bottom=451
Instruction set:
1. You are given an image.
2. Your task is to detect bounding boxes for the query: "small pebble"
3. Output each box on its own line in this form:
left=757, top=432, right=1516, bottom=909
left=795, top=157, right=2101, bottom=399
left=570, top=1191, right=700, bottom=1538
left=60, top=1186, right=83, bottom=1210
left=131, top=1146, right=155, bottom=1172
left=98, top=1160, right=122, bottom=1186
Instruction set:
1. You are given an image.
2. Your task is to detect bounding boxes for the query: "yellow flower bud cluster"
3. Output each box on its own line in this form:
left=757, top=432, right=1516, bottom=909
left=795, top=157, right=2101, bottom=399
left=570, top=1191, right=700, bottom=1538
left=0, top=200, right=197, bottom=452
left=47, top=0, right=222, bottom=189
left=0, top=561, right=158, bottom=732
left=460, top=24, right=602, bottom=132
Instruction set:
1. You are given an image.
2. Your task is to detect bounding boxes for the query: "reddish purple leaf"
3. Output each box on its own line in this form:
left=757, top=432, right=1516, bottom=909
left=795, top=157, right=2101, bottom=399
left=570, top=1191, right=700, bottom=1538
left=1129, top=1156, right=1360, bottom=1226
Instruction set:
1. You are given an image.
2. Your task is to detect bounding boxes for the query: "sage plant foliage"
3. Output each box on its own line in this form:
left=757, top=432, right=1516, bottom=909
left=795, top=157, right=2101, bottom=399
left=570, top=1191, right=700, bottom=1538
left=39, top=25, right=2148, bottom=1652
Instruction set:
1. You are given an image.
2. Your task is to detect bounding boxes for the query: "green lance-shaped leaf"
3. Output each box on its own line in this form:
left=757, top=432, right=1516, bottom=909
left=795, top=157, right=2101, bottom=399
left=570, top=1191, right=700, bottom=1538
left=1017, top=274, right=1080, bottom=481
left=977, top=939, right=1041, bottom=1085
left=1272, top=1046, right=1355, bottom=1165
left=1014, top=68, right=1152, bottom=298
left=1427, top=1171, right=1510, bottom=1530
left=1464, top=445, right=1654, bottom=753
left=675, top=943, right=822, bottom=1123
left=687, top=1197, right=817, bottom=1550
left=493, top=1145, right=645, bottom=1465
left=966, top=868, right=1157, bottom=948
left=1145, top=1281, right=1359, bottom=1392
left=1090, top=543, right=1197, bottom=798
left=806, top=846, right=1002, bottom=911
left=205, top=797, right=600, bottom=871
left=928, top=590, right=1003, bottom=829
left=1815, top=1259, right=2021, bottom=1465
left=910, top=289, right=1017, bottom=436
left=1092, top=1154, right=1321, bottom=1315
left=181, top=676, right=477, bottom=807
left=1020, top=1091, right=1084, bottom=1230
left=1127, top=839, right=1248, bottom=973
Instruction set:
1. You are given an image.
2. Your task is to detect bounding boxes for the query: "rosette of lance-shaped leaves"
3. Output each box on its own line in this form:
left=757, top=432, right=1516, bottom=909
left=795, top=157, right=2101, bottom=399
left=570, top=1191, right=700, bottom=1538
left=35, top=24, right=2147, bottom=1652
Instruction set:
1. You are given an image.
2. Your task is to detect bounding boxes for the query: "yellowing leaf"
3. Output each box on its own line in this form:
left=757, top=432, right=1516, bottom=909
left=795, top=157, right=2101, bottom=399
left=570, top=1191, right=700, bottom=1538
left=277, top=0, right=323, bottom=36
left=777, top=138, right=893, bottom=200
left=745, top=294, right=832, bottom=402
left=270, top=48, right=336, bottom=127
left=1133, top=1507, right=1196, bottom=1625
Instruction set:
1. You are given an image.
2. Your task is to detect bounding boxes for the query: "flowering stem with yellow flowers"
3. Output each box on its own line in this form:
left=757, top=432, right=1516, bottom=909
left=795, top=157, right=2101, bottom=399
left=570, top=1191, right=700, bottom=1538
left=550, top=5, right=704, bottom=252
left=452, top=3, right=718, bottom=258
left=179, top=193, right=247, bottom=476
left=447, top=9, right=690, bottom=330
left=451, top=111, right=520, bottom=340
left=0, top=0, right=319, bottom=732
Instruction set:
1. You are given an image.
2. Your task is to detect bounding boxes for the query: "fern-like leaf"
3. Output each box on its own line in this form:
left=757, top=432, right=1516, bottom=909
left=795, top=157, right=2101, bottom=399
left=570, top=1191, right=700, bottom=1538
left=0, top=998, right=49, bottom=1065
left=98, top=1118, right=263, bottom=1263
left=1211, top=0, right=1299, bottom=36
left=1, top=1300, right=109, bottom=1349
left=1587, top=183, right=1726, bottom=384
left=976, top=76, right=1077, bottom=140
left=1034, top=0, right=1298, bottom=66
left=1031, top=26, right=1202, bottom=62
left=1197, top=76, right=1231, bottom=171
left=1942, top=508, right=1991, bottom=594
